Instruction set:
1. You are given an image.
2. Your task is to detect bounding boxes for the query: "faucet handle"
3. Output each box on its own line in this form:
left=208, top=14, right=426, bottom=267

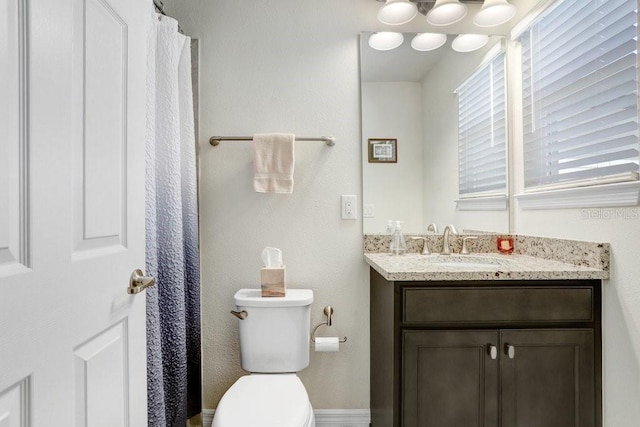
left=461, top=236, right=478, bottom=255
left=409, top=237, right=430, bottom=255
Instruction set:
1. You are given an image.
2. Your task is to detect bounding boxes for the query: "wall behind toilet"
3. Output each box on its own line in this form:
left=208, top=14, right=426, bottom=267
left=161, top=0, right=377, bottom=410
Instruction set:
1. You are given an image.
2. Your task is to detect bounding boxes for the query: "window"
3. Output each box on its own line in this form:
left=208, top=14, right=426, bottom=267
left=457, top=51, right=507, bottom=198
left=521, top=0, right=639, bottom=191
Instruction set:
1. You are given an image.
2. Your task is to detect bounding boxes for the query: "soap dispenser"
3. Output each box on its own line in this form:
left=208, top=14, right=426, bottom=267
left=385, top=220, right=395, bottom=234
left=389, top=221, right=407, bottom=255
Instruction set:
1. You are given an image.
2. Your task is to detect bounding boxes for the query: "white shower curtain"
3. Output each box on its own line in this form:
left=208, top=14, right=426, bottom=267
left=146, top=9, right=201, bottom=427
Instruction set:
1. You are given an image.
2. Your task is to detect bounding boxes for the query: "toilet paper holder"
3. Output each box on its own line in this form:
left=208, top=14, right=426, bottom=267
left=310, top=306, right=347, bottom=343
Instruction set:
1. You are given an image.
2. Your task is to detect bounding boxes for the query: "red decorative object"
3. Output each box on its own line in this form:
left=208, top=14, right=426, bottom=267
left=497, top=237, right=514, bottom=254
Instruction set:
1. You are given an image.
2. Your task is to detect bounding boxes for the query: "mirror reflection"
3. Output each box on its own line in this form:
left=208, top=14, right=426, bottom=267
left=361, top=34, right=508, bottom=234
left=360, top=0, right=543, bottom=235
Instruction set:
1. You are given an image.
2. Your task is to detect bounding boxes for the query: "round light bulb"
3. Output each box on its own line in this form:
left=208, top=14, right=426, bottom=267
left=368, top=32, right=405, bottom=51
left=426, top=0, right=467, bottom=26
left=411, top=33, right=447, bottom=51
left=452, top=34, right=489, bottom=52
left=377, top=0, right=418, bottom=25
left=473, top=0, right=516, bottom=27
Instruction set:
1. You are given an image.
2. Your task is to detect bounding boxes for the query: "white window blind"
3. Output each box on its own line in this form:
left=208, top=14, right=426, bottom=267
left=457, top=52, right=507, bottom=196
left=521, top=0, right=639, bottom=190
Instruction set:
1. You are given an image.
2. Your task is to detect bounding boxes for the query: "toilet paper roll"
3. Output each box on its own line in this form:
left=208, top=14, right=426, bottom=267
left=315, top=337, right=339, bottom=352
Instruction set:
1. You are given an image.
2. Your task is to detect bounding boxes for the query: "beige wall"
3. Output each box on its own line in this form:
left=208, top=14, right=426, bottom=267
left=162, top=0, right=381, bottom=410
left=164, top=1, right=640, bottom=424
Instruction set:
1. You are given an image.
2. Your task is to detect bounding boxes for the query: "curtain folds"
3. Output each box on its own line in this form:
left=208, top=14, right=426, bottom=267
left=146, top=9, right=201, bottom=426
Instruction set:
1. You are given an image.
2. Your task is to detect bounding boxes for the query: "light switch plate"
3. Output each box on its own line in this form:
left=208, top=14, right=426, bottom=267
left=363, top=204, right=375, bottom=218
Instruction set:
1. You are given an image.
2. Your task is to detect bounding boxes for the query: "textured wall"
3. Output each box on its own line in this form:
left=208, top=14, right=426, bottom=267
left=161, top=0, right=381, bottom=410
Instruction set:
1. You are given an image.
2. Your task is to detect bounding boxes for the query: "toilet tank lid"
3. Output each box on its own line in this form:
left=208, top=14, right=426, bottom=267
left=234, top=289, right=314, bottom=307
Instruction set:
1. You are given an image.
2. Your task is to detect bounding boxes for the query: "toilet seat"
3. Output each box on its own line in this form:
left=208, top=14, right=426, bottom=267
left=212, top=374, right=314, bottom=427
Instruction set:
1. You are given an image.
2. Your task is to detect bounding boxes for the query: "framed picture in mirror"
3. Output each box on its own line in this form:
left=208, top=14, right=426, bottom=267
left=368, top=138, right=397, bottom=163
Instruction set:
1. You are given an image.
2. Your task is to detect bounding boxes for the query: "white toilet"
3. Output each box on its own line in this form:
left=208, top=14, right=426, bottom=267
left=212, top=288, right=316, bottom=427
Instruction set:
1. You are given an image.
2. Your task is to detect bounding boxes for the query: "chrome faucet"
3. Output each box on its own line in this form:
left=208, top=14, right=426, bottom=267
left=426, top=223, right=438, bottom=234
left=441, top=224, right=458, bottom=255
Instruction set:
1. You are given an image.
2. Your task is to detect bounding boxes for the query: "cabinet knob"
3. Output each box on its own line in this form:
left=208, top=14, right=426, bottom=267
left=487, top=344, right=498, bottom=360
left=505, top=344, right=516, bottom=359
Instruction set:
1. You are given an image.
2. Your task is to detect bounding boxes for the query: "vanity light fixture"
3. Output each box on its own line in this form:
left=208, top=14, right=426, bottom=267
left=411, top=33, right=448, bottom=51
left=473, top=0, right=516, bottom=27
left=426, top=0, right=467, bottom=26
left=451, top=33, right=489, bottom=52
left=377, top=0, right=419, bottom=25
left=368, top=31, right=405, bottom=51
left=373, top=0, right=516, bottom=27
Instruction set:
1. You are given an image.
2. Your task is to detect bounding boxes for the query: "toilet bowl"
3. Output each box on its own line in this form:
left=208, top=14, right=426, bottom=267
left=212, top=374, right=315, bottom=427
left=212, top=289, right=315, bottom=427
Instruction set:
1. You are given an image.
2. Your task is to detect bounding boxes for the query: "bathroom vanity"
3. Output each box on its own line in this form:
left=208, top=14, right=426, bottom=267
left=365, top=236, right=609, bottom=427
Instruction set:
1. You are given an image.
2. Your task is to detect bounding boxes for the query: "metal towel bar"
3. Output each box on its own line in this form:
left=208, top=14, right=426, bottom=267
left=209, top=136, right=336, bottom=147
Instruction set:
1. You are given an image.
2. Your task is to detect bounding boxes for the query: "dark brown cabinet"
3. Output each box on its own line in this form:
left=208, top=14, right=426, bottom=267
left=499, top=329, right=596, bottom=427
left=402, top=330, right=499, bottom=427
left=370, top=269, right=602, bottom=427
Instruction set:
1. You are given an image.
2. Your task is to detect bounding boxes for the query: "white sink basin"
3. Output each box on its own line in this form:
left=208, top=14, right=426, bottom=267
left=423, top=255, right=502, bottom=269
left=430, top=261, right=499, bottom=268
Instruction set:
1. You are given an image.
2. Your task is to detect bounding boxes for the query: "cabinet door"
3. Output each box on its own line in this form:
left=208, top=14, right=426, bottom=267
left=403, top=330, right=499, bottom=427
left=500, top=329, right=596, bottom=427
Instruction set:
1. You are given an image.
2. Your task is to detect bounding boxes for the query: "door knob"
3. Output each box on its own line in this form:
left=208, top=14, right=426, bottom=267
left=128, top=269, right=156, bottom=294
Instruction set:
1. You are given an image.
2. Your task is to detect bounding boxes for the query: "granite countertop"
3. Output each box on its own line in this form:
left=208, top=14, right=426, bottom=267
left=363, top=234, right=610, bottom=282
left=364, top=252, right=609, bottom=281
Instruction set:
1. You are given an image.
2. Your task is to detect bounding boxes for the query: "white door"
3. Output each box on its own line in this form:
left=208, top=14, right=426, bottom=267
left=0, top=0, right=149, bottom=425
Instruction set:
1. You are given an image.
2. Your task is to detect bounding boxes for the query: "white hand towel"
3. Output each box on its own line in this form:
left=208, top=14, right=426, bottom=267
left=253, top=133, right=296, bottom=193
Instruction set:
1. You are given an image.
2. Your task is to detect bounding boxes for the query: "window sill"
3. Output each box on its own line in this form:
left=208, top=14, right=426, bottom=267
left=515, top=181, right=640, bottom=210
left=456, top=195, right=508, bottom=211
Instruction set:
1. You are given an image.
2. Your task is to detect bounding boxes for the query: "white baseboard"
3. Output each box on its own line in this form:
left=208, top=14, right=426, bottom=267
left=201, top=408, right=370, bottom=426
left=201, top=410, right=214, bottom=426
left=315, top=409, right=371, bottom=426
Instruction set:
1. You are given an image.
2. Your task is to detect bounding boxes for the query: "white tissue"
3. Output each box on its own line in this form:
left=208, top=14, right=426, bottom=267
left=315, top=337, right=339, bottom=352
left=261, top=247, right=283, bottom=268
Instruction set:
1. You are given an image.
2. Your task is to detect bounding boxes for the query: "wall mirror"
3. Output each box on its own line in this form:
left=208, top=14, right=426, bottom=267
left=360, top=0, right=543, bottom=235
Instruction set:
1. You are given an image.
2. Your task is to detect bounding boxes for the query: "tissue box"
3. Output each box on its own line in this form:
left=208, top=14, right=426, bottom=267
left=261, top=266, right=286, bottom=297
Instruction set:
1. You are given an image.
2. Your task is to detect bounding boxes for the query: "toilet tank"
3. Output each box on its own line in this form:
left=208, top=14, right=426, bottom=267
left=234, top=289, right=314, bottom=373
